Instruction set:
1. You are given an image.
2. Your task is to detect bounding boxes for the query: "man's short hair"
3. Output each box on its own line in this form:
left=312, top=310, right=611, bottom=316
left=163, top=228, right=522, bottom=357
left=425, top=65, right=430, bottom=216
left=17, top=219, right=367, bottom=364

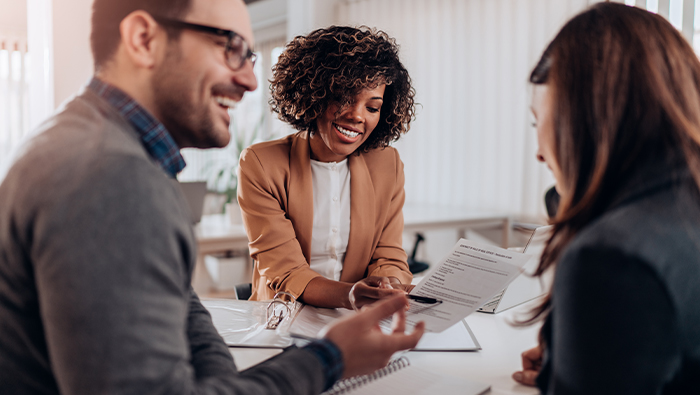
left=90, top=0, right=192, bottom=69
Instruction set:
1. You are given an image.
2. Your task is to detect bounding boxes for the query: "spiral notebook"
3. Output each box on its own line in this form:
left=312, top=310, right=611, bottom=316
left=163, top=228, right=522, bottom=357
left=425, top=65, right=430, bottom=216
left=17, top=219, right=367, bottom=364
left=322, top=357, right=490, bottom=395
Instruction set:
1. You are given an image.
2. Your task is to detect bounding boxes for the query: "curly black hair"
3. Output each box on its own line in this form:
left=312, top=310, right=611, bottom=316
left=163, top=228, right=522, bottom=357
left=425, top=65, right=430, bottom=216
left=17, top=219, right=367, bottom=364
left=269, top=26, right=416, bottom=152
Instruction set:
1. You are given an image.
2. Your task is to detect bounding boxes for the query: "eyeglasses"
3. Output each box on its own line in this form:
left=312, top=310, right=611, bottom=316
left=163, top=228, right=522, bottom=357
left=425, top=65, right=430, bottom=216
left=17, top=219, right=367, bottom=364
left=152, top=16, right=257, bottom=71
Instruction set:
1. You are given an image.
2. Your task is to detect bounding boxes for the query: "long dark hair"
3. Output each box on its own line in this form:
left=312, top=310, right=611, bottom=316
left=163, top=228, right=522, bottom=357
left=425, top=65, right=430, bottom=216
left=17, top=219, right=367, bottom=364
left=528, top=3, right=700, bottom=324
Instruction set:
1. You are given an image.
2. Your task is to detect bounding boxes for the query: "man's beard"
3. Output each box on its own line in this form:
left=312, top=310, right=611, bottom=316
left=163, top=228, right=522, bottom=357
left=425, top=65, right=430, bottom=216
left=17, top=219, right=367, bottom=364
left=150, top=43, right=222, bottom=149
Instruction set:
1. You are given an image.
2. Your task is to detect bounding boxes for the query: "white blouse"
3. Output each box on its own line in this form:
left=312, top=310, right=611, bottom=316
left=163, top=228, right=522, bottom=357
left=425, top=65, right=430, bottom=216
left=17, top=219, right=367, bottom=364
left=309, top=159, right=351, bottom=281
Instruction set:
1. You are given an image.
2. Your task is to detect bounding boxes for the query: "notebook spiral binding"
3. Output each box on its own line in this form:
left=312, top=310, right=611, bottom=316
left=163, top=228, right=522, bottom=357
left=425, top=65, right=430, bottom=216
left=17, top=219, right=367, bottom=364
left=323, top=357, right=410, bottom=395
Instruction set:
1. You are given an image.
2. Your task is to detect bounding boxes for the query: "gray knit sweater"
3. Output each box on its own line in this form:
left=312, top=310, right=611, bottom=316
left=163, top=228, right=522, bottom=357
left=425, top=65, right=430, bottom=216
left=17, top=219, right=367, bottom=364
left=0, top=88, right=326, bottom=394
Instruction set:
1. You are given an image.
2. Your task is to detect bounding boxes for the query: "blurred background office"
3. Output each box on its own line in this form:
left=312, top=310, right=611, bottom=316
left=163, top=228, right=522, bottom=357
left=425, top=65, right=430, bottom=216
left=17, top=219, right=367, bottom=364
left=1, top=0, right=698, bottom=267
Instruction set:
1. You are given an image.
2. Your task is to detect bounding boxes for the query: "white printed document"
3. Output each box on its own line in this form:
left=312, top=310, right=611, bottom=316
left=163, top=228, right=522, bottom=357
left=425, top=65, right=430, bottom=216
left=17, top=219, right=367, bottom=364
left=403, top=238, right=531, bottom=333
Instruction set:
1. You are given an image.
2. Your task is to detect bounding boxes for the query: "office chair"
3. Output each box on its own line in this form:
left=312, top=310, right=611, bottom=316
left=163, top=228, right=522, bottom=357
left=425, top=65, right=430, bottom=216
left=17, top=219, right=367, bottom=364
left=234, top=283, right=252, bottom=300
left=407, top=233, right=430, bottom=274
left=545, top=186, right=560, bottom=219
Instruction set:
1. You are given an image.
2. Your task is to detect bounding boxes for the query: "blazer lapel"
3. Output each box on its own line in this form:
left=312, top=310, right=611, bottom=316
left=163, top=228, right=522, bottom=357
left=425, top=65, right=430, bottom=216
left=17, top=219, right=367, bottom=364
left=288, top=132, right=314, bottom=262
left=341, top=153, right=376, bottom=282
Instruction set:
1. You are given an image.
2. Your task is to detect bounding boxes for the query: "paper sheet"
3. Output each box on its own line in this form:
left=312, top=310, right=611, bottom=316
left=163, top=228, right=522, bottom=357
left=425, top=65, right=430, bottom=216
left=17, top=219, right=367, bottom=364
left=403, top=238, right=531, bottom=332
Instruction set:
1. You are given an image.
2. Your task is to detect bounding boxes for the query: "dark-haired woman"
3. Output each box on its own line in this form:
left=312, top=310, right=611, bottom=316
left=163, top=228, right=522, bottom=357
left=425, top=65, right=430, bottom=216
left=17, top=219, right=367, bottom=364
left=511, top=3, right=700, bottom=394
left=238, top=26, right=416, bottom=308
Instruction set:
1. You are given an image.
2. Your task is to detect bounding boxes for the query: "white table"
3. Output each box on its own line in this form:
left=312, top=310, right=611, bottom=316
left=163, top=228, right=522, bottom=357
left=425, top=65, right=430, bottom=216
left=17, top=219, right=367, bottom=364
left=228, top=302, right=541, bottom=395
left=195, top=214, right=249, bottom=256
left=192, top=215, right=250, bottom=294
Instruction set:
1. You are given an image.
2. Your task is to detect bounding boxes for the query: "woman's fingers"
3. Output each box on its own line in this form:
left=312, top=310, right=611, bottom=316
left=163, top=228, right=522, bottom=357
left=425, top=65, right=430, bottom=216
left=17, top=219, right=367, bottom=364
left=350, top=280, right=405, bottom=309
left=513, top=345, right=543, bottom=386
left=521, top=346, right=543, bottom=370
left=512, top=369, right=539, bottom=386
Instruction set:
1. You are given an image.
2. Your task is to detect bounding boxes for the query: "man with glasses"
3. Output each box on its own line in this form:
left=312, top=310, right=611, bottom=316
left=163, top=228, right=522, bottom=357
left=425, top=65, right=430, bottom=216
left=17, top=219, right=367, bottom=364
left=0, top=0, right=424, bottom=394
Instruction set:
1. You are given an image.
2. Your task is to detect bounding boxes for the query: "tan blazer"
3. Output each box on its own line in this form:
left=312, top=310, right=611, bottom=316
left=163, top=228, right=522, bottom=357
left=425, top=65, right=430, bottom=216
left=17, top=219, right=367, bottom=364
left=238, top=131, right=412, bottom=301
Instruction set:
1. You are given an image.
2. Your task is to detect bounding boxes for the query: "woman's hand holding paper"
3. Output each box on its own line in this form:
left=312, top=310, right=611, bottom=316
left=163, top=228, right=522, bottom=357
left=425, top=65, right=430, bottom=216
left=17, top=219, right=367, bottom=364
left=348, top=276, right=407, bottom=310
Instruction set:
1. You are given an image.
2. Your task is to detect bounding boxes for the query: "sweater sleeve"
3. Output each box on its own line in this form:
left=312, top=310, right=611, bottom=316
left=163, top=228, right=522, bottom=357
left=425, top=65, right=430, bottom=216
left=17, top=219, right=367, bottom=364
left=34, top=155, right=327, bottom=395
left=544, top=246, right=681, bottom=395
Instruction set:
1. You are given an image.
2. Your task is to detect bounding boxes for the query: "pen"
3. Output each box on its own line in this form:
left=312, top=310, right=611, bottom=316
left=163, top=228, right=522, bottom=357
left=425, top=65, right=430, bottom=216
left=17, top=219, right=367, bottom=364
left=407, top=294, right=442, bottom=304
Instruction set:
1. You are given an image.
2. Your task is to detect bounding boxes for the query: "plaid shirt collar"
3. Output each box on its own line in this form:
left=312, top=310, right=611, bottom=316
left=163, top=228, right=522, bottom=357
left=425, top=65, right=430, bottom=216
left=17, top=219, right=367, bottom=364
left=88, top=77, right=186, bottom=178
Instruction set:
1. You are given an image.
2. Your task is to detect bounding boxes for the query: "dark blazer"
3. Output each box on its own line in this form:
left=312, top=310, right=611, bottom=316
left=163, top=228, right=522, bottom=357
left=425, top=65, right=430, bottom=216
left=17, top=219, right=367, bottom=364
left=536, top=161, right=700, bottom=394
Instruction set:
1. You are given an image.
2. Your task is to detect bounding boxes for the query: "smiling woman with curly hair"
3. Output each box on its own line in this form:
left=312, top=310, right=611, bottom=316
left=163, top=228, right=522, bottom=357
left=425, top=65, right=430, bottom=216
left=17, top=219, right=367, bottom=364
left=237, top=26, right=417, bottom=308
left=270, top=26, right=415, bottom=151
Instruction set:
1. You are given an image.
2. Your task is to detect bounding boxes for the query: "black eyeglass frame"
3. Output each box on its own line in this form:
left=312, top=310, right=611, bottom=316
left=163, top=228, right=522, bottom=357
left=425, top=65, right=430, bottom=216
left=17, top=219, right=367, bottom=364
left=152, top=16, right=257, bottom=70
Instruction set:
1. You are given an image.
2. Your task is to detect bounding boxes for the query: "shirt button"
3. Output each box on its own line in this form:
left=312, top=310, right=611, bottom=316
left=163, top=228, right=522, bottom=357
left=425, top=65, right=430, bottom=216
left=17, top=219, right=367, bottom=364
left=333, top=196, right=338, bottom=202
left=332, top=227, right=338, bottom=233
left=331, top=165, right=337, bottom=171
left=331, top=254, right=337, bottom=259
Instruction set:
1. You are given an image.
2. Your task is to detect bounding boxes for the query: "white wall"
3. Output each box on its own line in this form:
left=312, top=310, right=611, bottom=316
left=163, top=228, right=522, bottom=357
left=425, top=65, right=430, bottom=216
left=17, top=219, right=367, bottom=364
left=0, top=0, right=27, bottom=38
left=286, top=0, right=341, bottom=39
left=22, top=0, right=93, bottom=131
left=335, top=0, right=601, bottom=220
left=248, top=0, right=287, bottom=44
left=52, top=0, right=93, bottom=107
left=1, top=0, right=29, bottom=174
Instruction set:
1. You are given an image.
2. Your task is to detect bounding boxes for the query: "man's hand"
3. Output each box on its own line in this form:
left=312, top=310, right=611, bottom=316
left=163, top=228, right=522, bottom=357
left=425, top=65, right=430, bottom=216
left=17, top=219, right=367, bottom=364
left=512, top=345, right=543, bottom=386
left=322, top=294, right=425, bottom=378
left=348, top=276, right=406, bottom=310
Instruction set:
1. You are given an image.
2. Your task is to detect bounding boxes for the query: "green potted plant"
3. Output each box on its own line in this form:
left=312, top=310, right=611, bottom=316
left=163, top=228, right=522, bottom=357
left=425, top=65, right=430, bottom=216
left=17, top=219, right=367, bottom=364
left=206, top=113, right=264, bottom=223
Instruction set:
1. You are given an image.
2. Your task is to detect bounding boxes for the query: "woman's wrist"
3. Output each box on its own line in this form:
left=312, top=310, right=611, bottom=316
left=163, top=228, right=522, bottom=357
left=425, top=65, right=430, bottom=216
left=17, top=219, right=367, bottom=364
left=301, top=277, right=354, bottom=309
left=341, top=282, right=354, bottom=309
